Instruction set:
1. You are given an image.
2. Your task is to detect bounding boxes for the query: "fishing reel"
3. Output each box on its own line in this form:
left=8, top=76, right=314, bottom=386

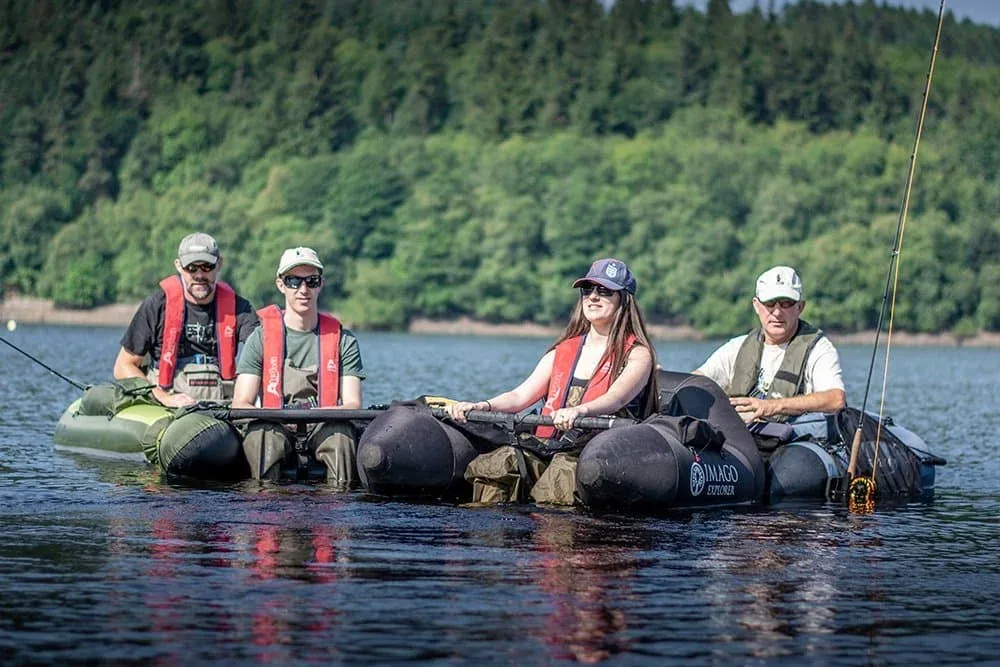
left=848, top=476, right=877, bottom=514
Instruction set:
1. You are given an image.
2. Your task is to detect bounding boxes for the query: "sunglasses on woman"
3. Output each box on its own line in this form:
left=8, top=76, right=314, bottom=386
left=579, top=284, right=617, bottom=298
left=281, top=274, right=322, bottom=289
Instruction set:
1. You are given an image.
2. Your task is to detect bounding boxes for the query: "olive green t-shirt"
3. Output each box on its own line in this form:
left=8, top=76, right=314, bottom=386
left=237, top=325, right=366, bottom=379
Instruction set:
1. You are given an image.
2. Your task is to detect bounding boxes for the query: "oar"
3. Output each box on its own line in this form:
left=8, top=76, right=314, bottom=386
left=201, top=406, right=632, bottom=430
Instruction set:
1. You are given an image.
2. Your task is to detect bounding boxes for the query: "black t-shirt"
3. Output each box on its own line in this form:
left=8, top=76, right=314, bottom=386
left=120, top=287, right=260, bottom=363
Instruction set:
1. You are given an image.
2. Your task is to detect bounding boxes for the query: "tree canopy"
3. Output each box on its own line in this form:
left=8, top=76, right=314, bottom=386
left=1, top=0, right=998, bottom=335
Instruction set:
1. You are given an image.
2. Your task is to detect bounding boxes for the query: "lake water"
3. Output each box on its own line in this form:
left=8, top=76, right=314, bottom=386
left=1, top=325, right=998, bottom=665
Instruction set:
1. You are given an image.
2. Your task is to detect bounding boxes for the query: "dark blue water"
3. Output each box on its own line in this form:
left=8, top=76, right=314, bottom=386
left=1, top=325, right=998, bottom=665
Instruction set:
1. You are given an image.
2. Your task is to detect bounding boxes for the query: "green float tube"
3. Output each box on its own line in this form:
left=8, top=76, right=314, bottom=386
left=53, top=381, right=247, bottom=479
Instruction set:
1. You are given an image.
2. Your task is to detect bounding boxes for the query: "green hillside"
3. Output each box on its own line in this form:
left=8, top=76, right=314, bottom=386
left=1, top=0, right=998, bottom=335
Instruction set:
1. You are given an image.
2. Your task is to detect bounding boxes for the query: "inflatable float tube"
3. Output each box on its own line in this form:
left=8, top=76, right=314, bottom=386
left=357, top=403, right=506, bottom=499
left=576, top=371, right=945, bottom=510
left=53, top=384, right=247, bottom=480
left=576, top=372, right=768, bottom=510
left=766, top=408, right=945, bottom=503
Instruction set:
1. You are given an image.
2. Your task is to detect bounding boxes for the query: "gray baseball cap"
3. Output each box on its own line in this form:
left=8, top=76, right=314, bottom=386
left=177, top=233, right=220, bottom=266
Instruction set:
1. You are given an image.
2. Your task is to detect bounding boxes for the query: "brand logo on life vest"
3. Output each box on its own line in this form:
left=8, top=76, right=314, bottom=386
left=265, top=356, right=281, bottom=397
left=326, top=358, right=338, bottom=372
left=224, top=324, right=234, bottom=339
left=690, top=461, right=706, bottom=496
left=161, top=349, right=174, bottom=365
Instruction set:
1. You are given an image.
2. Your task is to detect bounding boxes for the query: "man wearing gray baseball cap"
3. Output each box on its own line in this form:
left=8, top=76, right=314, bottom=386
left=113, top=232, right=260, bottom=407
left=694, top=265, right=845, bottom=446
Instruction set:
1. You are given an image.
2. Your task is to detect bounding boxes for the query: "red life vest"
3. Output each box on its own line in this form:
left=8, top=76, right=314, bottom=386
left=157, top=277, right=237, bottom=389
left=258, top=304, right=342, bottom=408
left=535, top=334, right=635, bottom=439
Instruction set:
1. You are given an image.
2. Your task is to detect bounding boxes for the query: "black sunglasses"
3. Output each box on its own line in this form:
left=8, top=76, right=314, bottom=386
left=580, top=284, right=617, bottom=298
left=760, top=298, right=798, bottom=310
left=281, top=274, right=322, bottom=289
left=183, top=263, right=216, bottom=274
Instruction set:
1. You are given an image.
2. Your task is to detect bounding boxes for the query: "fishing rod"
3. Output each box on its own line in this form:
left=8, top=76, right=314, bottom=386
left=202, top=406, right=633, bottom=431
left=846, top=0, right=947, bottom=510
left=0, top=335, right=88, bottom=391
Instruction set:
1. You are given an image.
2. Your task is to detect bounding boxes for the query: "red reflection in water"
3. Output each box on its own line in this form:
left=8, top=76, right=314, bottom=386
left=529, top=513, right=634, bottom=664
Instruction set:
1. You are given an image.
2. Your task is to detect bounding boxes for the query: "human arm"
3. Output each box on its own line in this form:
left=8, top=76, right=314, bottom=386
left=231, top=373, right=261, bottom=409
left=730, top=388, right=846, bottom=422
left=730, top=337, right=846, bottom=421
left=113, top=346, right=195, bottom=407
left=691, top=337, right=743, bottom=391
left=549, top=345, right=654, bottom=431
left=114, top=294, right=195, bottom=407
left=445, top=350, right=556, bottom=423
left=338, top=375, right=362, bottom=409
left=231, top=329, right=264, bottom=408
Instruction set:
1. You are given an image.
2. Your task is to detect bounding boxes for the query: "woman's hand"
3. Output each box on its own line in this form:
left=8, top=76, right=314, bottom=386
left=446, top=400, right=489, bottom=424
left=551, top=406, right=587, bottom=432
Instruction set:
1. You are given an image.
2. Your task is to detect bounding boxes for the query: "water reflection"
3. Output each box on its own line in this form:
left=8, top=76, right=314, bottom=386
left=524, top=512, right=652, bottom=663
left=4, top=328, right=1000, bottom=664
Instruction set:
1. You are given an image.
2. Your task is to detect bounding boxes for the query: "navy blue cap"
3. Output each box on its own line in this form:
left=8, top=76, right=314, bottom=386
left=572, top=258, right=637, bottom=294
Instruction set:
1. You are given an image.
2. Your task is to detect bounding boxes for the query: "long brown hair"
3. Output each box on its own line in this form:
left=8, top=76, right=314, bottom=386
left=550, top=289, right=660, bottom=418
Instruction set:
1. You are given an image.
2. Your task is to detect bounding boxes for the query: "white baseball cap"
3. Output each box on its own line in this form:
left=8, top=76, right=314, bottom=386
left=755, top=266, right=803, bottom=302
left=276, top=247, right=324, bottom=276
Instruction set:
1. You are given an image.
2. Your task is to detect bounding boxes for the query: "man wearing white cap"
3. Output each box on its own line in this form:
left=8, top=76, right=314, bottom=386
left=232, top=247, right=366, bottom=485
left=113, top=232, right=259, bottom=407
left=695, top=266, right=845, bottom=430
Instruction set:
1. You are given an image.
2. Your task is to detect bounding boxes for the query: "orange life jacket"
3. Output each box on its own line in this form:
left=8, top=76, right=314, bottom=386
left=535, top=334, right=635, bottom=438
left=157, top=276, right=237, bottom=389
left=258, top=304, right=342, bottom=408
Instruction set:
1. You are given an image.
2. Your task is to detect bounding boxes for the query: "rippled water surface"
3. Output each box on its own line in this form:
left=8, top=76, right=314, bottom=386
left=1, top=325, right=998, bottom=665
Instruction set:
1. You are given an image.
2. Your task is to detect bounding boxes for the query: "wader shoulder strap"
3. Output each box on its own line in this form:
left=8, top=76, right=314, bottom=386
left=768, top=321, right=822, bottom=399
left=258, top=305, right=285, bottom=408
left=729, top=322, right=823, bottom=399
left=729, top=329, right=764, bottom=398
left=157, top=276, right=185, bottom=390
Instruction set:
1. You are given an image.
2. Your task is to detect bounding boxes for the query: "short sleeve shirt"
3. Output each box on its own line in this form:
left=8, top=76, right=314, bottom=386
left=237, top=325, right=366, bottom=379
left=696, top=334, right=845, bottom=396
left=120, top=286, right=259, bottom=361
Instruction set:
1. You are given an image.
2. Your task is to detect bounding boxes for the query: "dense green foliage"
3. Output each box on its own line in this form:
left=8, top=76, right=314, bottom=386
left=1, top=0, right=998, bottom=335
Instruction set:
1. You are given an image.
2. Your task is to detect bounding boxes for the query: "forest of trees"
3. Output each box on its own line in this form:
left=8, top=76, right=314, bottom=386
left=1, top=0, right=998, bottom=336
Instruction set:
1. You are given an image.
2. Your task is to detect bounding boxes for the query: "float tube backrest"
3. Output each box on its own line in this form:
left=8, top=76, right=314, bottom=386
left=656, top=369, right=765, bottom=478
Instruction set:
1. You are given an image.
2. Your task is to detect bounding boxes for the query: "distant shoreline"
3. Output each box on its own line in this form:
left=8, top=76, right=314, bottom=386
left=4, top=296, right=1000, bottom=347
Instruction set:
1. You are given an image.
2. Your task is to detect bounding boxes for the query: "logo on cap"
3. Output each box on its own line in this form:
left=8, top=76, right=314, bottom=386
left=605, top=264, right=619, bottom=279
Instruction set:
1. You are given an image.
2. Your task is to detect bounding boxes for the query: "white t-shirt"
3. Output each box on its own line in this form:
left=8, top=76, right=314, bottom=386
left=696, top=334, right=845, bottom=397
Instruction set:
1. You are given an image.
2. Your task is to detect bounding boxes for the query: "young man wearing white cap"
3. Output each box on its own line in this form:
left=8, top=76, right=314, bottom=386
left=113, top=232, right=259, bottom=407
left=231, top=247, right=366, bottom=485
left=695, top=266, right=846, bottom=428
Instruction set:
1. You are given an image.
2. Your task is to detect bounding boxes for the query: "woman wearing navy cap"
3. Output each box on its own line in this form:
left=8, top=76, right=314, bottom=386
left=447, top=258, right=658, bottom=505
